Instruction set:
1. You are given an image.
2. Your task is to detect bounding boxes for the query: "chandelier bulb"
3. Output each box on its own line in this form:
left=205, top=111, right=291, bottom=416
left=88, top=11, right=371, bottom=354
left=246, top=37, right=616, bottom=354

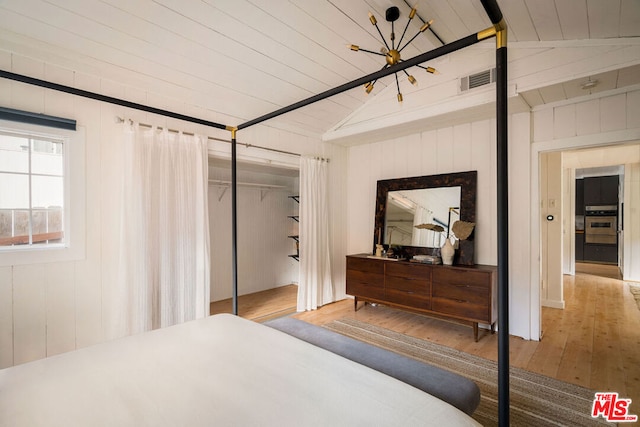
left=425, top=66, right=439, bottom=75
left=408, top=75, right=417, bottom=86
left=409, top=8, right=417, bottom=19
left=397, top=93, right=403, bottom=103
left=368, top=12, right=377, bottom=26
left=365, top=82, right=375, bottom=94
left=349, top=44, right=360, bottom=51
left=420, top=19, right=434, bottom=33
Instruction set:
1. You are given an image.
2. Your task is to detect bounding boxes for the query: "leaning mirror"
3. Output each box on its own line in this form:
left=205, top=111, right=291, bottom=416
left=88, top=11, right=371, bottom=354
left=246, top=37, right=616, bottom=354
left=374, top=171, right=477, bottom=265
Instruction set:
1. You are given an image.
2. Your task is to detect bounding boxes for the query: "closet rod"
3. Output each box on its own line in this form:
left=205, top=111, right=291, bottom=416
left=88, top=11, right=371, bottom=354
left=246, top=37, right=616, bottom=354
left=116, top=116, right=302, bottom=157
left=208, top=179, right=286, bottom=190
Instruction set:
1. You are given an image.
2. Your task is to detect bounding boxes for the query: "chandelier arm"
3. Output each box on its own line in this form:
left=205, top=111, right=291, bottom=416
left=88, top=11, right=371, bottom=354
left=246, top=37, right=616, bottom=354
left=397, top=16, right=413, bottom=48
left=391, top=21, right=396, bottom=50
left=358, top=47, right=388, bottom=57
left=398, top=30, right=423, bottom=53
left=373, top=22, right=392, bottom=52
left=395, top=72, right=401, bottom=94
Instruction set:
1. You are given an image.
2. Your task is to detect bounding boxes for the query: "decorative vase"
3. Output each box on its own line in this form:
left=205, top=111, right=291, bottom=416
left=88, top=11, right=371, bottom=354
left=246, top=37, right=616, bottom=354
left=441, top=237, right=455, bottom=265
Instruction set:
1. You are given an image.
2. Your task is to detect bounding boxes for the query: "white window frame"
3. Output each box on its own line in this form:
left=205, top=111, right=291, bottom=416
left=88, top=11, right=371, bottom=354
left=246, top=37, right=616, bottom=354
left=0, top=119, right=85, bottom=266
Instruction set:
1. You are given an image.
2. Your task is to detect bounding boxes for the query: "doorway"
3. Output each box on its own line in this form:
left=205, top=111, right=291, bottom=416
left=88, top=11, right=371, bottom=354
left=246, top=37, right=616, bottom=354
left=536, top=142, right=640, bottom=340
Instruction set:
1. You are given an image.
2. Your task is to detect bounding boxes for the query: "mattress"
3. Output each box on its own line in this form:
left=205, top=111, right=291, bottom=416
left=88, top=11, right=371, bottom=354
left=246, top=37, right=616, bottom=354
left=0, top=314, right=480, bottom=426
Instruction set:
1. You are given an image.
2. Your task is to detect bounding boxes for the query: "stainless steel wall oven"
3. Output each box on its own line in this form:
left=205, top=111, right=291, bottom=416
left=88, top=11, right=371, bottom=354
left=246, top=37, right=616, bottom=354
left=584, top=205, right=617, bottom=245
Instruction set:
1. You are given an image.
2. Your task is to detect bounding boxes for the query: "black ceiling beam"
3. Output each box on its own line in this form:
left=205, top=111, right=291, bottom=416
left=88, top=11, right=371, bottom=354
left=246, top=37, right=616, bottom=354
left=0, top=69, right=229, bottom=131
left=238, top=32, right=480, bottom=130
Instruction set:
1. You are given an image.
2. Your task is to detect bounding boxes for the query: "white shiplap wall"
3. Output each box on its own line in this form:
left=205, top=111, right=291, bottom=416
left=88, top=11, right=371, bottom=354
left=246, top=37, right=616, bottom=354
left=346, top=112, right=534, bottom=339
left=0, top=49, right=346, bottom=368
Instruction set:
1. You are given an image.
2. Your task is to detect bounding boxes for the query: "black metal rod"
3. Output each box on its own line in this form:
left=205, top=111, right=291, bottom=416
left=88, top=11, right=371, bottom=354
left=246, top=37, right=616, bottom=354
left=239, top=33, right=479, bottom=130
left=496, top=42, right=509, bottom=427
left=0, top=69, right=229, bottom=131
left=231, top=133, right=239, bottom=316
left=481, top=0, right=504, bottom=24
left=479, top=1, right=509, bottom=426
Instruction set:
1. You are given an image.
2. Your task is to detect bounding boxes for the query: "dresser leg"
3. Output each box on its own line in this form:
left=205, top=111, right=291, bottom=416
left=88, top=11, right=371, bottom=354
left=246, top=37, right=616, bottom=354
left=354, top=296, right=358, bottom=311
left=491, top=322, right=496, bottom=334
left=473, top=322, right=479, bottom=342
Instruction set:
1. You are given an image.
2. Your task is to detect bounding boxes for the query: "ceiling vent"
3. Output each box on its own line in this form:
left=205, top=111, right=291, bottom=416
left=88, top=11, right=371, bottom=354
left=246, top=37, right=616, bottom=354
left=460, top=68, right=496, bottom=92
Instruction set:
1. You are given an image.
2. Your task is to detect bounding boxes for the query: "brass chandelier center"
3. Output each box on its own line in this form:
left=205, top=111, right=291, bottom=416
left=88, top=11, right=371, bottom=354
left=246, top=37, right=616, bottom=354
left=385, top=49, right=401, bottom=66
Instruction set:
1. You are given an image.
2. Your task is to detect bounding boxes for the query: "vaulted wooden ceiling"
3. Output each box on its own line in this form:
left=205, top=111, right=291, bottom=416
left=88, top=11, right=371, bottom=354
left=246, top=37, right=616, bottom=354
left=0, top=0, right=638, bottom=141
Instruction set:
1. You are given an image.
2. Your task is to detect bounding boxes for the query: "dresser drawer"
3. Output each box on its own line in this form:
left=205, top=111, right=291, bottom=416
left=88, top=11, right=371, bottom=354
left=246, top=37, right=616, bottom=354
left=347, top=256, right=384, bottom=275
left=385, top=262, right=430, bottom=296
left=433, top=268, right=490, bottom=288
left=386, top=288, right=431, bottom=310
left=346, top=257, right=385, bottom=300
left=431, top=296, right=487, bottom=321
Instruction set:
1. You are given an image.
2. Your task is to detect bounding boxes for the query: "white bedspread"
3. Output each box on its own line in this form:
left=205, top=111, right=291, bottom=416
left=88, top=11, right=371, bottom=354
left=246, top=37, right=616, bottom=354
left=0, top=314, right=480, bottom=426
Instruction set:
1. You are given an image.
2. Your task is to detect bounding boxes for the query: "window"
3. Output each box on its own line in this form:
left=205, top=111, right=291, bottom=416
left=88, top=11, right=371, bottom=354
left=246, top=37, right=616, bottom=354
left=0, top=119, right=85, bottom=266
left=0, top=131, right=65, bottom=248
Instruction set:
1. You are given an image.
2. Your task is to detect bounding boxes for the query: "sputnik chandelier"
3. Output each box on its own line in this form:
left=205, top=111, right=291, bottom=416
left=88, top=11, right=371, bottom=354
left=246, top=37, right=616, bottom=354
left=349, top=5, right=439, bottom=102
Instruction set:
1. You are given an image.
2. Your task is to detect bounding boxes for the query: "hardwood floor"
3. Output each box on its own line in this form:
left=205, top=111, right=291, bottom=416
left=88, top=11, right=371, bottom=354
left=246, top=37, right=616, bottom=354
left=217, top=266, right=640, bottom=408
left=210, top=284, right=297, bottom=322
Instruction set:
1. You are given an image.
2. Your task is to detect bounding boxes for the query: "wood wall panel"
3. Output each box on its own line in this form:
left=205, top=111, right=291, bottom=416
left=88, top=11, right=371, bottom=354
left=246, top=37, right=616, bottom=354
left=576, top=99, right=601, bottom=136
left=0, top=266, right=13, bottom=368
left=12, top=265, right=46, bottom=365
left=45, top=262, right=76, bottom=357
left=600, top=94, right=627, bottom=132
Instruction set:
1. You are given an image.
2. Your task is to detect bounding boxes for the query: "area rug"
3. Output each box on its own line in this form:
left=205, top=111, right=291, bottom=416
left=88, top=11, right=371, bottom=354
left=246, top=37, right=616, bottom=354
left=629, top=283, right=640, bottom=311
left=324, top=318, right=611, bottom=427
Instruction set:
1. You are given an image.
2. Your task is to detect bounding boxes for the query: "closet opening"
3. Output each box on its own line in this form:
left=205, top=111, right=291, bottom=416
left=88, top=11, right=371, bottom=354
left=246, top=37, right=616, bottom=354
left=207, top=157, right=299, bottom=321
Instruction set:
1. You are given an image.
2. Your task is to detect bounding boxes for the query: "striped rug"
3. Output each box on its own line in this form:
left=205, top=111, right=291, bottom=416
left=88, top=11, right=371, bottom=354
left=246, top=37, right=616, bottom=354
left=324, top=318, right=611, bottom=427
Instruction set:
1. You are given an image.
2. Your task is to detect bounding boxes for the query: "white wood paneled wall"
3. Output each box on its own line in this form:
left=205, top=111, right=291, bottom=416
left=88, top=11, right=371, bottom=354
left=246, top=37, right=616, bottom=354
left=346, top=112, right=534, bottom=339
left=346, top=120, right=499, bottom=264
left=0, top=49, right=343, bottom=368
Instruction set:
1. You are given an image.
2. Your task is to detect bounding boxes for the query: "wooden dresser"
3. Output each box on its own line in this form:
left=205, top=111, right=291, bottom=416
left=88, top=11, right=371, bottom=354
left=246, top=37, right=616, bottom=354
left=346, top=254, right=497, bottom=341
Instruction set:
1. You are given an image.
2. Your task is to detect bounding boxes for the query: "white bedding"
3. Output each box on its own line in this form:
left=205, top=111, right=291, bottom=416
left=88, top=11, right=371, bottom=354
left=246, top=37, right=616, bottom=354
left=0, top=314, right=480, bottom=426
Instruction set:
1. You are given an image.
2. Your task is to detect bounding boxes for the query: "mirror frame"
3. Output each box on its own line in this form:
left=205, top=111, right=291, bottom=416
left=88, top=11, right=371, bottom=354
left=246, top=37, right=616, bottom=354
left=374, top=170, right=477, bottom=265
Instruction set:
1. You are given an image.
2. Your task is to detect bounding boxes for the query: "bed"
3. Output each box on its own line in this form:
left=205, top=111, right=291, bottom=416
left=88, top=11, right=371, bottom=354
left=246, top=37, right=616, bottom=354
left=0, top=314, right=480, bottom=426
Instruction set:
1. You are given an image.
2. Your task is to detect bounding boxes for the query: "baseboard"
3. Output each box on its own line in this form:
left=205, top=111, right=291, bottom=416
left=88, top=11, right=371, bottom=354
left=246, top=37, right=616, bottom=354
left=542, top=299, right=565, bottom=309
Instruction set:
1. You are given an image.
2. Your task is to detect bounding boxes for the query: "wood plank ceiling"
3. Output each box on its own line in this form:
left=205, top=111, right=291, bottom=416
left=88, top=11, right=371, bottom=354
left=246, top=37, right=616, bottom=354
left=0, top=0, right=638, bottom=140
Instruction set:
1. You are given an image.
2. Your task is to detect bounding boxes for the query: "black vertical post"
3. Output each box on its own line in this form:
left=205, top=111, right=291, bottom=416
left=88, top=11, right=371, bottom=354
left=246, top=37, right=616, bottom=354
left=496, top=41, right=509, bottom=426
left=230, top=128, right=239, bottom=316
left=479, top=1, right=509, bottom=425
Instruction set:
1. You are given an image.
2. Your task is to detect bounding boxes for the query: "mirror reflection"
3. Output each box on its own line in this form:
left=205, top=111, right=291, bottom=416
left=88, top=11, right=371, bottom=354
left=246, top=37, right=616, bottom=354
left=385, top=187, right=461, bottom=248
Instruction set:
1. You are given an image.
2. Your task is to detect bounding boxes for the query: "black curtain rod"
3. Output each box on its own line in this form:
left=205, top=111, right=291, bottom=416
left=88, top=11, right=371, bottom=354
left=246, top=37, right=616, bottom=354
left=0, top=69, right=229, bottom=131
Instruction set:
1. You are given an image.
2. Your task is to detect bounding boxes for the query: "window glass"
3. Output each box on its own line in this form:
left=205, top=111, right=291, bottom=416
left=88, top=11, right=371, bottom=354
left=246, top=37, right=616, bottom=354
left=0, top=133, right=29, bottom=173
left=0, top=131, right=65, bottom=248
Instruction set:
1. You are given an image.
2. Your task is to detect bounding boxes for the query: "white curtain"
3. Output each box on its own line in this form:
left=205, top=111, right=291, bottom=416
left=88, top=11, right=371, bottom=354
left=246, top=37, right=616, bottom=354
left=297, top=157, right=334, bottom=311
left=112, top=124, right=210, bottom=338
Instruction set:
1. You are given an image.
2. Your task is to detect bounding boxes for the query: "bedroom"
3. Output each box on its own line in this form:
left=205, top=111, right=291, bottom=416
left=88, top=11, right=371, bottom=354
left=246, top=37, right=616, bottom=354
left=0, top=0, right=639, bottom=424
